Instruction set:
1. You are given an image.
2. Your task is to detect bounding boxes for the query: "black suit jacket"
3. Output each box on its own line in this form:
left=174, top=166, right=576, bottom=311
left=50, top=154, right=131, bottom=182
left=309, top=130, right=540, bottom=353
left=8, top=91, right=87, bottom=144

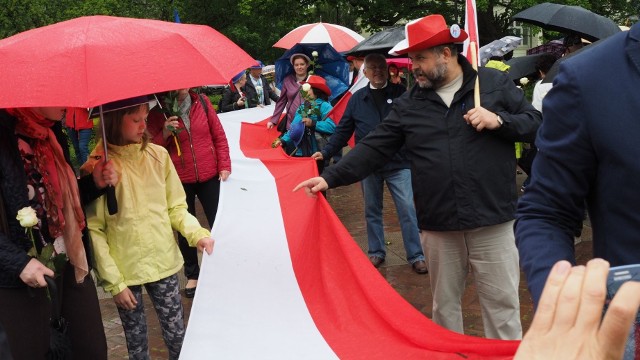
left=244, top=75, right=279, bottom=107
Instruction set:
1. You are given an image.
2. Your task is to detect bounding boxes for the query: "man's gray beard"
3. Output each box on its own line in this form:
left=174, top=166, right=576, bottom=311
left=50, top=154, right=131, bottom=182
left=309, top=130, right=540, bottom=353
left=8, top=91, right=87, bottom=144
left=414, top=62, right=448, bottom=90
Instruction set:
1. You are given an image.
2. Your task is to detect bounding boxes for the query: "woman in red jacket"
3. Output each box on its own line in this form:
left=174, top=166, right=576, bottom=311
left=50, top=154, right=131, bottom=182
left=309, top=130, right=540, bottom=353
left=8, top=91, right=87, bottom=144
left=148, top=89, right=231, bottom=298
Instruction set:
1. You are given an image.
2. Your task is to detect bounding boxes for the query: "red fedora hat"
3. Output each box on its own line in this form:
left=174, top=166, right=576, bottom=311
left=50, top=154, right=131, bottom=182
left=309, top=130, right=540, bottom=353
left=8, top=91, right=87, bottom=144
left=389, top=14, right=468, bottom=55
left=305, top=75, right=331, bottom=96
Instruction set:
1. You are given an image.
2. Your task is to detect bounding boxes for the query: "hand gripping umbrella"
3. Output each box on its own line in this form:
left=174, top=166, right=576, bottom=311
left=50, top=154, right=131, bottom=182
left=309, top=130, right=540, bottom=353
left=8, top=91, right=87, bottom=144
left=0, top=15, right=255, bottom=214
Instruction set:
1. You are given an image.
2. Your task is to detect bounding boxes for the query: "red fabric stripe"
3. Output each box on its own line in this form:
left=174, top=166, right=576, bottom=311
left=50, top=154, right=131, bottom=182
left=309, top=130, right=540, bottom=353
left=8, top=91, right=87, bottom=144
left=239, top=119, right=520, bottom=359
left=322, top=24, right=361, bottom=51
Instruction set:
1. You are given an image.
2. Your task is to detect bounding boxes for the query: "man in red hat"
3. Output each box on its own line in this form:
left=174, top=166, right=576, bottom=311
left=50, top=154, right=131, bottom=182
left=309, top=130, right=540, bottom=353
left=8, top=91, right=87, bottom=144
left=294, top=14, right=541, bottom=340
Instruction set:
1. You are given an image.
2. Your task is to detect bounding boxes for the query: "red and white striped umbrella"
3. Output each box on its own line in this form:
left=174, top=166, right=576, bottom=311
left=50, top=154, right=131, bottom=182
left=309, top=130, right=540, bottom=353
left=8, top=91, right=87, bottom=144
left=273, top=22, right=364, bottom=52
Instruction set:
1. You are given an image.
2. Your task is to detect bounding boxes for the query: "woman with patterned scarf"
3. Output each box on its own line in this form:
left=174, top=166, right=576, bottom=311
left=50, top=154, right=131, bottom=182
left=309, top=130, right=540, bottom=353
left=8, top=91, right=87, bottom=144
left=0, top=107, right=116, bottom=360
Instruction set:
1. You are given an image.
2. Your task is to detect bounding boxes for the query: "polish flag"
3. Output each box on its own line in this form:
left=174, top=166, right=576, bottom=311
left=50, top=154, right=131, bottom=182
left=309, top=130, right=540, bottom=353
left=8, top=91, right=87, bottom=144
left=462, top=0, right=480, bottom=67
left=325, top=64, right=369, bottom=148
left=180, top=106, right=520, bottom=359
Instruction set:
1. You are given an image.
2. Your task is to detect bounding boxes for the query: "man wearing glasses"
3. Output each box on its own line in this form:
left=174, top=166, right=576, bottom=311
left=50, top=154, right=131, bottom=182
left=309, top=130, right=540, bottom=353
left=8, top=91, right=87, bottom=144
left=312, top=53, right=427, bottom=274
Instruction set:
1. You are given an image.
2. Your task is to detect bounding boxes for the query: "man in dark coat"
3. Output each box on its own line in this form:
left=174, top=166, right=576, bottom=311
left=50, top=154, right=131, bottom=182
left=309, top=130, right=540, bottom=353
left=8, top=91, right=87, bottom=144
left=294, top=15, right=541, bottom=340
left=244, top=60, right=279, bottom=107
left=312, top=53, right=426, bottom=274
left=515, top=24, right=640, bottom=305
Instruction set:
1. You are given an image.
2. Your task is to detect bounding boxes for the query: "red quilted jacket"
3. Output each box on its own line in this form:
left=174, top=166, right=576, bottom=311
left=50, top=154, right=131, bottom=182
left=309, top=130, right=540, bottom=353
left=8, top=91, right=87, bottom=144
left=149, top=92, right=231, bottom=183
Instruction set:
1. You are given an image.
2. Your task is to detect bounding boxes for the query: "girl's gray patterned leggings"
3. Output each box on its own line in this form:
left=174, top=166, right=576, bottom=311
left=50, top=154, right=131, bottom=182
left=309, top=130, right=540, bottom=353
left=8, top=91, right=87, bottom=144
left=117, top=274, right=185, bottom=360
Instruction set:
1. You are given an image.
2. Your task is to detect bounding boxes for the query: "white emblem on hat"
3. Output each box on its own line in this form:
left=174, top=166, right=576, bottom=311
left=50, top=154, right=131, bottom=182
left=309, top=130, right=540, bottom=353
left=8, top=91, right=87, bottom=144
left=450, top=24, right=461, bottom=38
left=387, top=99, right=392, bottom=104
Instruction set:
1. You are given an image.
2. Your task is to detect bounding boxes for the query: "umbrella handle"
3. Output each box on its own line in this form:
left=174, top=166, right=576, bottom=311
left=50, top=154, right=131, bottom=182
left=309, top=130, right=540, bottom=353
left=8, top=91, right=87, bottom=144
left=106, top=186, right=118, bottom=215
left=44, top=275, right=61, bottom=320
left=99, top=105, right=118, bottom=215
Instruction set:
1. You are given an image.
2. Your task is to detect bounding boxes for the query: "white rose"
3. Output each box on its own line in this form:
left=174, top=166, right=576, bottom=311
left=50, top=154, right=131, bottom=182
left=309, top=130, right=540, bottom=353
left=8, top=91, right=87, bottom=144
left=312, top=51, right=318, bottom=57
left=301, top=83, right=312, bottom=92
left=519, top=77, right=529, bottom=86
left=255, top=86, right=263, bottom=92
left=16, top=206, right=38, bottom=228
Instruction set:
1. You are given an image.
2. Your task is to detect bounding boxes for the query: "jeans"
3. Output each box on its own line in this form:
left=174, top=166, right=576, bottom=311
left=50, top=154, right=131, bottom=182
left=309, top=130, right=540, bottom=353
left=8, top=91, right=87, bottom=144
left=179, top=177, right=220, bottom=280
left=67, top=127, right=92, bottom=165
left=361, top=168, right=424, bottom=263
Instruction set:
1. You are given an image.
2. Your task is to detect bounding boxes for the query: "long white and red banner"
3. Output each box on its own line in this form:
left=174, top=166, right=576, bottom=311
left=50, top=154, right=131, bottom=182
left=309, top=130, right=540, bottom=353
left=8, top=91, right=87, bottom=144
left=180, top=106, right=519, bottom=359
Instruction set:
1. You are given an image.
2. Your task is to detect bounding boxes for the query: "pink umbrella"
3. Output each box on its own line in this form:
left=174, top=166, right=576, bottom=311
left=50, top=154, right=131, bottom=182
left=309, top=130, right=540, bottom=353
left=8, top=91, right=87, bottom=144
left=0, top=15, right=255, bottom=108
left=0, top=15, right=255, bottom=214
left=273, top=22, right=364, bottom=52
left=386, top=58, right=412, bottom=71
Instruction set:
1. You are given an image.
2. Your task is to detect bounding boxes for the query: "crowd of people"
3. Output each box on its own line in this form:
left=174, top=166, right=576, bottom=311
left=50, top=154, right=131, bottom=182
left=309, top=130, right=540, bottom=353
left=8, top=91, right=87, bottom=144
left=0, top=12, right=638, bottom=360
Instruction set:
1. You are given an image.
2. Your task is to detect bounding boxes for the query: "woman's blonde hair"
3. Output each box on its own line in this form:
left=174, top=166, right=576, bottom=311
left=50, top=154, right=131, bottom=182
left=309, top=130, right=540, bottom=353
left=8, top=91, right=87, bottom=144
left=101, top=103, right=150, bottom=149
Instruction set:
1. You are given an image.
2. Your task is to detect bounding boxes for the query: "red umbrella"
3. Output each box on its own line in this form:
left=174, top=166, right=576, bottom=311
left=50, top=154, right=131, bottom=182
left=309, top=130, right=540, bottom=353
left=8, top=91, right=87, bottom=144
left=0, top=15, right=255, bottom=108
left=526, top=39, right=565, bottom=58
left=0, top=15, right=255, bottom=214
left=273, top=22, right=364, bottom=52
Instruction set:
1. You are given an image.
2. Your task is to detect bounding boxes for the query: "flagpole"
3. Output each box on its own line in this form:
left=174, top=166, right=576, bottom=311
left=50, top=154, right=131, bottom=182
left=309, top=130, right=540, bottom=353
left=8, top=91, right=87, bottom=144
left=469, top=41, right=480, bottom=107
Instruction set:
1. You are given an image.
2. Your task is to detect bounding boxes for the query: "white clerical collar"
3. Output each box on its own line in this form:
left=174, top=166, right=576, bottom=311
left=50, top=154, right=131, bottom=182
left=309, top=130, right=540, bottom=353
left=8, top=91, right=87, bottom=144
left=369, top=81, right=388, bottom=90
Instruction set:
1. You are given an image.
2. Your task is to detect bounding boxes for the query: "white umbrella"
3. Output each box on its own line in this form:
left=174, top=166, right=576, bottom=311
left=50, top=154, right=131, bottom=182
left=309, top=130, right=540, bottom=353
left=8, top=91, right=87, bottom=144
left=479, top=36, right=522, bottom=65
left=273, top=22, right=364, bottom=52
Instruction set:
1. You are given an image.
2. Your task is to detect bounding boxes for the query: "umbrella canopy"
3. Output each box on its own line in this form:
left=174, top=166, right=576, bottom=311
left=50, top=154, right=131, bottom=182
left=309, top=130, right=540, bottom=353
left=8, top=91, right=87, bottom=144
left=0, top=15, right=255, bottom=108
left=386, top=58, right=412, bottom=71
left=526, top=39, right=566, bottom=58
left=512, top=3, right=620, bottom=42
left=275, top=43, right=349, bottom=102
left=479, top=36, right=522, bottom=65
left=288, top=120, right=306, bottom=148
left=273, top=22, right=364, bottom=53
left=505, top=54, right=548, bottom=81
left=344, top=26, right=405, bottom=57
left=542, top=39, right=604, bottom=83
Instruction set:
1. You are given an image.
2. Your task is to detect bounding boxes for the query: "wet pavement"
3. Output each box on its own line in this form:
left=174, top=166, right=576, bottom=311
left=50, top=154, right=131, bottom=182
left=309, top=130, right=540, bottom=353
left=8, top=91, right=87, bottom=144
left=100, top=173, right=594, bottom=359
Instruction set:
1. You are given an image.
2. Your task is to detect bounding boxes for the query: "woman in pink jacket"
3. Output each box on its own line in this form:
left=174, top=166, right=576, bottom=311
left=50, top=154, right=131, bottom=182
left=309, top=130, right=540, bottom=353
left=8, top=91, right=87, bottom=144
left=149, top=89, right=231, bottom=297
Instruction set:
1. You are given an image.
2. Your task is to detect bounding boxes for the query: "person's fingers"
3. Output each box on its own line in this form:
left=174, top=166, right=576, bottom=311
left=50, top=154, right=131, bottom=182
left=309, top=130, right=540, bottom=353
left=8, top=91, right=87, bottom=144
left=292, top=180, right=312, bottom=192
left=574, top=259, right=609, bottom=331
left=598, top=281, right=640, bottom=357
left=528, top=260, right=572, bottom=333
left=312, top=183, right=327, bottom=194
left=205, top=239, right=214, bottom=255
left=43, top=266, right=54, bottom=278
left=552, top=264, right=586, bottom=331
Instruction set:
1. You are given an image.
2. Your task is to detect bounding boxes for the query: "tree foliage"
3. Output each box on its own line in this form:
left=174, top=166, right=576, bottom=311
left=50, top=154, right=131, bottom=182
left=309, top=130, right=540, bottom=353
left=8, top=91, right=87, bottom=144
left=0, top=0, right=637, bottom=63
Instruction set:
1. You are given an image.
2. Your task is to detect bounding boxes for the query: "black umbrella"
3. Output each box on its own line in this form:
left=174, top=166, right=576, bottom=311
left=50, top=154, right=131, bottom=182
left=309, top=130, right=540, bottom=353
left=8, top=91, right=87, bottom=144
left=344, top=26, right=405, bottom=56
left=505, top=54, right=547, bottom=81
left=44, top=276, right=72, bottom=360
left=513, top=2, right=620, bottom=42
left=542, top=39, right=605, bottom=83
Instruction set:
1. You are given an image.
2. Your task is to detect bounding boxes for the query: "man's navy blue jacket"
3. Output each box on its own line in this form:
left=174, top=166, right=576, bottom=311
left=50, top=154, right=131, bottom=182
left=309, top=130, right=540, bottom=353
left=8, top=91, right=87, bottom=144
left=516, top=24, right=640, bottom=305
left=321, top=82, right=410, bottom=171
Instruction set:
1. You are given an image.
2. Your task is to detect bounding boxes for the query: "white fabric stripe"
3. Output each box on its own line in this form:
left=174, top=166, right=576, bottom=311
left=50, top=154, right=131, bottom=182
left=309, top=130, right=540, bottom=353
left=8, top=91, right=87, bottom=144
left=180, top=105, right=338, bottom=359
